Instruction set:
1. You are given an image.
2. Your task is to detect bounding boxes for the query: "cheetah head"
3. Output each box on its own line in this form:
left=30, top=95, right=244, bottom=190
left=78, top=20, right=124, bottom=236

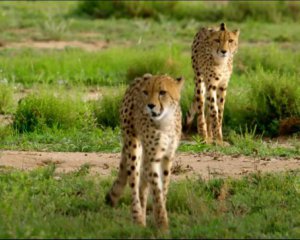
left=141, top=74, right=184, bottom=121
left=209, top=23, right=240, bottom=59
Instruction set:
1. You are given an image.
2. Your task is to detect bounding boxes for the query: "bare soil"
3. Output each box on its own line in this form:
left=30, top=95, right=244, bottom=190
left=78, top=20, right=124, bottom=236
left=0, top=150, right=299, bottom=180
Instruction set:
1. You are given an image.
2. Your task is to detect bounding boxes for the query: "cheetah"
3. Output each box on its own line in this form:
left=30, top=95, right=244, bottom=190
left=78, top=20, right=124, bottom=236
left=185, top=23, right=240, bottom=145
left=105, top=73, right=184, bottom=230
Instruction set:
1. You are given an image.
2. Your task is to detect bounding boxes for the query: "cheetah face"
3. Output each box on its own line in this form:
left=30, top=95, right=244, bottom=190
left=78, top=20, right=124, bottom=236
left=209, top=23, right=240, bottom=59
left=141, top=75, right=184, bottom=121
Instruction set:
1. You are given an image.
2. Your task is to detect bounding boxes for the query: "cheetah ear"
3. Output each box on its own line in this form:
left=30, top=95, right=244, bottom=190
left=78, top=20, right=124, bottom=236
left=175, top=76, right=184, bottom=90
left=232, top=29, right=240, bottom=37
left=220, top=22, right=226, bottom=31
left=143, top=73, right=152, bottom=80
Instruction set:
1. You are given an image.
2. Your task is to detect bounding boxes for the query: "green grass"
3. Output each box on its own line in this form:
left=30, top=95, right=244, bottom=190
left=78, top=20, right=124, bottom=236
left=1, top=44, right=300, bottom=136
left=180, top=131, right=300, bottom=158
left=0, top=166, right=299, bottom=238
left=0, top=126, right=121, bottom=153
left=1, top=124, right=299, bottom=158
left=0, top=46, right=186, bottom=86
left=3, top=43, right=300, bottom=87
left=0, top=42, right=299, bottom=150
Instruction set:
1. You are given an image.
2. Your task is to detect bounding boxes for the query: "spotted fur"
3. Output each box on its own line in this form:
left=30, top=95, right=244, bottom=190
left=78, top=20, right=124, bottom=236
left=185, top=23, right=240, bottom=144
left=105, top=74, right=184, bottom=230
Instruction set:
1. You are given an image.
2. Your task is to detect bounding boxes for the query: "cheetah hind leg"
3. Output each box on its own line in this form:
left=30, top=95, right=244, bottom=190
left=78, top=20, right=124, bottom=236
left=184, top=98, right=197, bottom=133
left=205, top=113, right=213, bottom=144
left=105, top=147, right=128, bottom=207
left=139, top=169, right=149, bottom=225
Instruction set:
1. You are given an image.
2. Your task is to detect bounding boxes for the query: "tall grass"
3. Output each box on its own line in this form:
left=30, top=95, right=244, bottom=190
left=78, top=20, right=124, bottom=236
left=0, top=83, right=15, bottom=114
left=236, top=45, right=300, bottom=75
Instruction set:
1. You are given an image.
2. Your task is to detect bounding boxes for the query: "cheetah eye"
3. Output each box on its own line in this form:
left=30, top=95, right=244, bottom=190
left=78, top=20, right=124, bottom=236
left=229, top=39, right=234, bottom=43
left=143, top=90, right=148, bottom=96
left=159, top=90, right=166, bottom=96
left=214, top=39, right=220, bottom=43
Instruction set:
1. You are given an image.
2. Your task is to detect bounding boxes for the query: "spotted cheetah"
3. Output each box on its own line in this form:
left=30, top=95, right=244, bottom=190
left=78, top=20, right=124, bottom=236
left=105, top=74, right=184, bottom=230
left=185, top=23, right=240, bottom=145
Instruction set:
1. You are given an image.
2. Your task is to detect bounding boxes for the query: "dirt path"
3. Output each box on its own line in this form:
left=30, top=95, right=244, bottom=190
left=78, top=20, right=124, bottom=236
left=1, top=150, right=299, bottom=180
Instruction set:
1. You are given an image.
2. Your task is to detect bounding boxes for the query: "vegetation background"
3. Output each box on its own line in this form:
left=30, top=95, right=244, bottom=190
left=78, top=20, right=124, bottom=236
left=0, top=1, right=299, bottom=238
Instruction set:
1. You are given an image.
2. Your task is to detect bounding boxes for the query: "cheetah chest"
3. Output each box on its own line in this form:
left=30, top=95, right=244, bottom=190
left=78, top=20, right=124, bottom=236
left=138, top=118, right=179, bottom=157
left=204, top=64, right=231, bottom=87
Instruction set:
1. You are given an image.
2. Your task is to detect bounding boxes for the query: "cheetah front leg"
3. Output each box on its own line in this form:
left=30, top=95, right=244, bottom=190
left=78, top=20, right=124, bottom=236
left=161, top=155, right=172, bottom=204
left=125, top=137, right=144, bottom=226
left=139, top=167, right=149, bottom=225
left=207, top=84, right=219, bottom=144
left=206, top=109, right=212, bottom=143
left=216, top=86, right=227, bottom=145
left=143, top=135, right=170, bottom=230
left=148, top=160, right=169, bottom=230
left=196, top=79, right=208, bottom=140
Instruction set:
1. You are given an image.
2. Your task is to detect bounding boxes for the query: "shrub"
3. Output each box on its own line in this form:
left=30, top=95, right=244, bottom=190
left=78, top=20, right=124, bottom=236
left=13, top=91, right=94, bottom=133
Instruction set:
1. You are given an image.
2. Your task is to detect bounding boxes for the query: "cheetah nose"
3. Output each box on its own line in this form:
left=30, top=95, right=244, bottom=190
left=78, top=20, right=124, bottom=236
left=148, top=103, right=155, bottom=109
left=221, top=50, right=227, bottom=54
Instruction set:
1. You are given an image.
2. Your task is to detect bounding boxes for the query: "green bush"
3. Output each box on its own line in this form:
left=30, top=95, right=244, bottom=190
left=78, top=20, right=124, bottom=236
left=225, top=69, right=300, bottom=136
left=0, top=83, right=15, bottom=114
left=91, top=88, right=125, bottom=129
left=13, top=91, right=94, bottom=133
left=74, top=0, right=300, bottom=23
